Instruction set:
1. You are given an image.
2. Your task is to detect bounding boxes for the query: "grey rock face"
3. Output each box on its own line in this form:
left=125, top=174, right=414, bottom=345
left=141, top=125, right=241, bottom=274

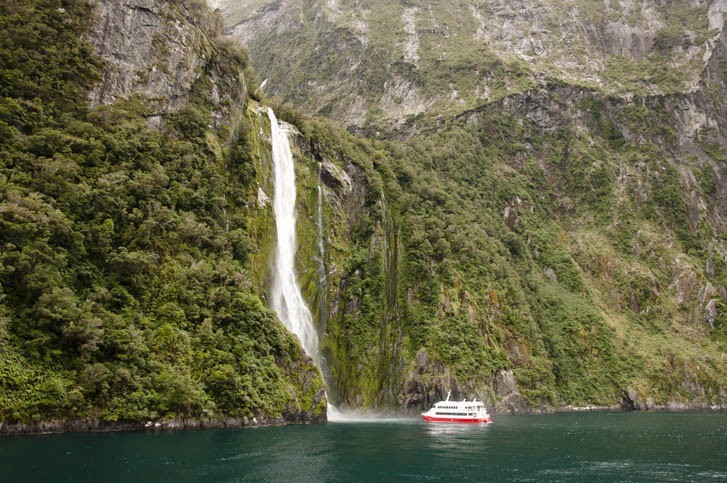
left=397, top=350, right=532, bottom=415
left=494, top=369, right=528, bottom=414
left=320, top=159, right=353, bottom=194
left=705, top=298, right=718, bottom=329
left=212, top=0, right=726, bottom=127
left=397, top=349, right=465, bottom=413
left=620, top=388, right=642, bottom=410
left=88, top=0, right=215, bottom=116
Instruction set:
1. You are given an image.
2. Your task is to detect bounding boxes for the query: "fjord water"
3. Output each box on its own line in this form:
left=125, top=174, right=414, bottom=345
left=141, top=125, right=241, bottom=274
left=2, top=412, right=725, bottom=482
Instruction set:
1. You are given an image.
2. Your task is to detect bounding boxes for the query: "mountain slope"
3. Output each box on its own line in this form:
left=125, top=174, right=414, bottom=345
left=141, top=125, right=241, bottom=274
left=216, top=0, right=727, bottom=130
left=0, top=0, right=326, bottom=431
left=212, top=0, right=727, bottom=411
left=294, top=85, right=727, bottom=411
left=0, top=0, right=724, bottom=431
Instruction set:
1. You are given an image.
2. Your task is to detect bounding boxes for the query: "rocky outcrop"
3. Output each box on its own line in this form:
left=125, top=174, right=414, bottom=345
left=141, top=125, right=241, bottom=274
left=0, top=411, right=325, bottom=436
left=320, top=159, right=352, bottom=195
left=89, top=0, right=213, bottom=112
left=493, top=369, right=529, bottom=414
left=620, top=388, right=643, bottom=410
left=621, top=387, right=727, bottom=411
left=397, top=355, right=539, bottom=414
left=213, top=0, right=725, bottom=128
left=398, top=349, right=459, bottom=413
left=88, top=0, right=248, bottom=128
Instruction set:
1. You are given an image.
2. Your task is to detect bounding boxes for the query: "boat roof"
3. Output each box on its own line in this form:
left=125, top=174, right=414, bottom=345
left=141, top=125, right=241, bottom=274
left=434, top=399, right=485, bottom=406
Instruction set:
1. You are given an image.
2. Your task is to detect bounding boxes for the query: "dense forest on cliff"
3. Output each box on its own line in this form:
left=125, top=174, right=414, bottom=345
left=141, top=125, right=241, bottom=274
left=0, top=0, right=325, bottom=425
left=0, top=0, right=725, bottom=429
left=267, top=2, right=727, bottom=410
left=297, top=92, right=727, bottom=411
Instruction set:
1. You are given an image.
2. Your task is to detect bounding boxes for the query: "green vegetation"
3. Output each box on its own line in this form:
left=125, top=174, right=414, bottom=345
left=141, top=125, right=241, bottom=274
left=0, top=0, right=724, bottom=428
left=282, top=88, right=726, bottom=410
left=0, top=0, right=324, bottom=425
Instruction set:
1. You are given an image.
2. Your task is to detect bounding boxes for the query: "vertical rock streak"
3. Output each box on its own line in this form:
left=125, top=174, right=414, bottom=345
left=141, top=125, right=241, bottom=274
left=268, top=108, right=320, bottom=365
left=315, top=178, right=329, bottom=326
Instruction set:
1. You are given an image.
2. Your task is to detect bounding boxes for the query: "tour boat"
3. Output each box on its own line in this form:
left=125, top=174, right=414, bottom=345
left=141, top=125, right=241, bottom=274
left=421, top=391, right=492, bottom=423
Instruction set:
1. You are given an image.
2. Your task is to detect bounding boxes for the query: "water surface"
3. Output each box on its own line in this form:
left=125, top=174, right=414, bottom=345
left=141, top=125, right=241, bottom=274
left=1, top=411, right=725, bottom=482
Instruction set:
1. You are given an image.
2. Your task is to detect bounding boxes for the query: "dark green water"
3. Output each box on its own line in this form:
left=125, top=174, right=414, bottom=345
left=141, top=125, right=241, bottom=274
left=1, top=412, right=725, bottom=482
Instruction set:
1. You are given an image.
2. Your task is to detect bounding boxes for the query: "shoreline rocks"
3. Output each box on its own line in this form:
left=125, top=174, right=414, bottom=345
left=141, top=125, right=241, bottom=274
left=0, top=412, right=326, bottom=436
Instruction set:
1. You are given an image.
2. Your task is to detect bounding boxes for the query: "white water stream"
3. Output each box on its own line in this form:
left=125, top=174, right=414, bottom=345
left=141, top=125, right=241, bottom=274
left=268, top=108, right=351, bottom=421
left=268, top=108, right=320, bottom=365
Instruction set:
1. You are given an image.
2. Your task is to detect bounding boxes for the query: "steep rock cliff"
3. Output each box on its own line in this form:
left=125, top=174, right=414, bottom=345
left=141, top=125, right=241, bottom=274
left=255, top=64, right=727, bottom=414
left=214, top=0, right=727, bottom=130
left=81, top=0, right=727, bottom=414
left=89, top=0, right=247, bottom=127
left=0, top=0, right=326, bottom=431
left=2, top=0, right=723, bottom=426
left=260, top=85, right=725, bottom=413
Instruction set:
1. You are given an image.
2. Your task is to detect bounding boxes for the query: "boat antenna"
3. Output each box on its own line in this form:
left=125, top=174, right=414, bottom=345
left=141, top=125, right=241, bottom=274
left=446, top=390, right=451, bottom=401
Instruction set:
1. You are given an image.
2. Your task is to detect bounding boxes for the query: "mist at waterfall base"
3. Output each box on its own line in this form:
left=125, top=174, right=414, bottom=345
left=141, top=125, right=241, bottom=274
left=3, top=412, right=725, bottom=482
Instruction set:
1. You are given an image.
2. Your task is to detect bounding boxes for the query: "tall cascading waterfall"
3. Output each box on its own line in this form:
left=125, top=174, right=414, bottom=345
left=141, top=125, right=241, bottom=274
left=267, top=108, right=345, bottom=421
left=268, top=108, right=320, bottom=365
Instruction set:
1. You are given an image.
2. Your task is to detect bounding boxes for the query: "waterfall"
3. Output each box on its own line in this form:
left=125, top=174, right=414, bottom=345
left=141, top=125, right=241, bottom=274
left=316, top=184, right=326, bottom=282
left=315, top=178, right=329, bottom=329
left=268, top=107, right=352, bottom=421
left=268, top=108, right=319, bottom=365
